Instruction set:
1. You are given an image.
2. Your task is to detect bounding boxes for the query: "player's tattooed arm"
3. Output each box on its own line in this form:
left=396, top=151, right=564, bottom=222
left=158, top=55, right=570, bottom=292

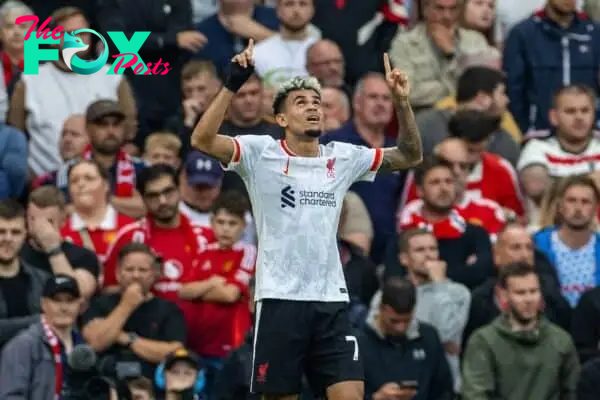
left=379, top=53, right=423, bottom=172
left=191, top=39, right=255, bottom=165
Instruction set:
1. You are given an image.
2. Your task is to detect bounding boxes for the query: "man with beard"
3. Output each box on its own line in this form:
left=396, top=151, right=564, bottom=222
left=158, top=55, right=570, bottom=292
left=416, top=66, right=519, bottom=165
left=102, top=165, right=212, bottom=339
left=33, top=100, right=147, bottom=219
left=401, top=109, right=525, bottom=218
left=252, top=0, right=317, bottom=88
left=82, top=242, right=186, bottom=379
left=0, top=199, right=50, bottom=348
left=504, top=0, right=600, bottom=132
left=462, top=262, right=579, bottom=400
left=534, top=175, right=600, bottom=307
left=396, top=159, right=493, bottom=290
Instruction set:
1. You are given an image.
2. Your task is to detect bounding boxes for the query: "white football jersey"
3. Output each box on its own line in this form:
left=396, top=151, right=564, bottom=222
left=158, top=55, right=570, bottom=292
left=225, top=135, right=383, bottom=302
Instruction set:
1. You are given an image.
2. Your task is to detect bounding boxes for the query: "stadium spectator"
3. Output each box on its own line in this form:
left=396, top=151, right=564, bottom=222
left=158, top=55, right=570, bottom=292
left=503, top=0, right=600, bottom=132
left=461, top=262, right=580, bottom=400
left=32, top=99, right=147, bottom=218
left=127, top=376, right=155, bottom=400
left=0, top=199, right=49, bottom=348
left=58, top=114, right=88, bottom=163
left=178, top=151, right=254, bottom=245
left=518, top=85, right=600, bottom=177
left=142, top=132, right=182, bottom=169
left=463, top=224, right=571, bottom=346
left=0, top=121, right=27, bottom=199
left=416, top=66, right=519, bottom=165
left=388, top=0, right=489, bottom=110
left=23, top=186, right=100, bottom=299
left=102, top=164, right=211, bottom=318
left=306, top=40, right=348, bottom=93
left=359, top=278, right=454, bottom=400
left=253, top=0, right=317, bottom=87
left=534, top=175, right=600, bottom=307
left=402, top=110, right=524, bottom=217
left=164, top=60, right=221, bottom=157
left=82, top=242, right=186, bottom=379
left=371, top=229, right=470, bottom=392
left=60, top=159, right=135, bottom=264
left=322, top=87, right=351, bottom=131
left=322, top=72, right=401, bottom=264
left=396, top=159, right=494, bottom=290
left=578, top=357, right=600, bottom=400
left=0, top=274, right=83, bottom=399
left=8, top=7, right=136, bottom=177
left=157, top=349, right=204, bottom=400
left=495, top=0, right=545, bottom=45
left=461, top=0, right=495, bottom=44
left=179, top=192, right=255, bottom=395
left=193, top=0, right=279, bottom=73
left=0, top=1, right=32, bottom=107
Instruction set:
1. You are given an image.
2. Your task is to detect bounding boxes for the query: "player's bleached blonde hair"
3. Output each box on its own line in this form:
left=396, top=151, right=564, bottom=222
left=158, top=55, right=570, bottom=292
left=272, top=76, right=322, bottom=115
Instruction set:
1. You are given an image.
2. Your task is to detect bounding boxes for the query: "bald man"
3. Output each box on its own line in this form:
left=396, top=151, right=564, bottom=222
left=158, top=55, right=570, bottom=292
left=322, top=87, right=350, bottom=130
left=463, top=223, right=570, bottom=346
left=59, top=114, right=88, bottom=162
left=306, top=40, right=346, bottom=88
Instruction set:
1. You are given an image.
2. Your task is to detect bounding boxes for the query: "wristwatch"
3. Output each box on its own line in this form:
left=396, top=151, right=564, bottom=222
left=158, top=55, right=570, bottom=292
left=46, top=245, right=63, bottom=257
left=124, top=332, right=139, bottom=347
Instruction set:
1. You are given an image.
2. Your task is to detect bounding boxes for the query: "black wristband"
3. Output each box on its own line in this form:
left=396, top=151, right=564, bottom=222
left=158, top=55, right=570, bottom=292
left=224, top=59, right=255, bottom=92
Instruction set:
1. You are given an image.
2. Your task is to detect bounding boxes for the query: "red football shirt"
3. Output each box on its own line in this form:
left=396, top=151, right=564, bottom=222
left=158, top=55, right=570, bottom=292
left=456, top=196, right=506, bottom=242
left=400, top=152, right=525, bottom=216
left=60, top=206, right=134, bottom=263
left=184, top=242, right=256, bottom=358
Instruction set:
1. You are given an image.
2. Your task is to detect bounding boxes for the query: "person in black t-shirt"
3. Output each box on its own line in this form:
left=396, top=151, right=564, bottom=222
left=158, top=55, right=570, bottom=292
left=81, top=242, right=186, bottom=379
left=20, top=187, right=99, bottom=299
left=0, top=199, right=50, bottom=348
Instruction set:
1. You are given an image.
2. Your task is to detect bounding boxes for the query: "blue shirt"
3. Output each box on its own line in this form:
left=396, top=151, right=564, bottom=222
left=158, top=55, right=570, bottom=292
left=193, top=6, right=280, bottom=73
left=321, top=123, right=404, bottom=264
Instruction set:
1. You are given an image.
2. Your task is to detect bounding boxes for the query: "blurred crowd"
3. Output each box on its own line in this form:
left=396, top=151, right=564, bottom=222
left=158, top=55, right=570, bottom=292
left=2, top=0, right=600, bottom=399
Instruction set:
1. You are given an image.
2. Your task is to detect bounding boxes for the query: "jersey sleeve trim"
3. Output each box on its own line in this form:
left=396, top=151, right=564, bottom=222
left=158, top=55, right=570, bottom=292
left=370, top=148, right=384, bottom=171
left=222, top=137, right=242, bottom=169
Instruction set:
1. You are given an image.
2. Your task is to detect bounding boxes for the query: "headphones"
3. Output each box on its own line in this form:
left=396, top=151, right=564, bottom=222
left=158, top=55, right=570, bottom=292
left=154, top=362, right=206, bottom=394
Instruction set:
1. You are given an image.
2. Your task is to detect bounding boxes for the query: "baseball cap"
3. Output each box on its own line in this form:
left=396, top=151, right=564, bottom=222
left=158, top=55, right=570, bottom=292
left=86, top=99, right=125, bottom=124
left=42, top=274, right=81, bottom=299
left=185, top=151, right=223, bottom=187
left=164, top=348, right=201, bottom=371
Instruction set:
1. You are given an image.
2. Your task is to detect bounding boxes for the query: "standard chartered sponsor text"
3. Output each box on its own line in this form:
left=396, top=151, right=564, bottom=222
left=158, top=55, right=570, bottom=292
left=299, top=190, right=336, bottom=207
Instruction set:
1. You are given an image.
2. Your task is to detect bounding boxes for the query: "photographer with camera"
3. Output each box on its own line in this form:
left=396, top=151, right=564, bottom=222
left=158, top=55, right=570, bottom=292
left=0, top=274, right=84, bottom=399
left=81, top=242, right=186, bottom=379
left=155, top=349, right=204, bottom=400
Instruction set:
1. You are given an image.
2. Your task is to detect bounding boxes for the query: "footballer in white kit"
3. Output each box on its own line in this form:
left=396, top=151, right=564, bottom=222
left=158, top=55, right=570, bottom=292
left=191, top=40, right=423, bottom=400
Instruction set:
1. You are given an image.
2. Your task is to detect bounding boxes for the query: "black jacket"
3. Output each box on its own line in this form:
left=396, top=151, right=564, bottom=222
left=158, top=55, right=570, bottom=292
left=571, top=287, right=600, bottom=364
left=578, top=357, right=600, bottom=400
left=384, top=224, right=494, bottom=290
left=358, top=321, right=454, bottom=400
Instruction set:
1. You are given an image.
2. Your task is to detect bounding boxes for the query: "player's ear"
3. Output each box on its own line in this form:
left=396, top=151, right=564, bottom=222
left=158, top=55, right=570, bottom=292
left=275, top=113, right=288, bottom=128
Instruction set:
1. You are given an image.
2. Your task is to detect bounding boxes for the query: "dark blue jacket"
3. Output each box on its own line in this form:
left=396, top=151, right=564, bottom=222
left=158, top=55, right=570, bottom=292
left=503, top=11, right=600, bottom=132
left=357, top=320, right=454, bottom=400
left=0, top=124, right=27, bottom=199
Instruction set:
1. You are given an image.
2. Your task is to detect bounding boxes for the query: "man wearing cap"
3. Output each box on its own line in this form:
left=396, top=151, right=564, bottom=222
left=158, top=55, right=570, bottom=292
left=0, top=274, right=84, bottom=400
left=179, top=151, right=256, bottom=245
left=160, top=349, right=203, bottom=400
left=33, top=99, right=148, bottom=219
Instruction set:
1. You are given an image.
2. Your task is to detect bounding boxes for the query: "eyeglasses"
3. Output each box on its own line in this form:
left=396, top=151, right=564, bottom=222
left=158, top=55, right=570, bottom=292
left=439, top=158, right=470, bottom=171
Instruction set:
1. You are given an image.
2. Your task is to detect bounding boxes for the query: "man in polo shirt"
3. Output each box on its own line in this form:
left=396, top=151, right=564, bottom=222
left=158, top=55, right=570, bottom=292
left=33, top=100, right=147, bottom=219
left=321, top=72, right=403, bottom=263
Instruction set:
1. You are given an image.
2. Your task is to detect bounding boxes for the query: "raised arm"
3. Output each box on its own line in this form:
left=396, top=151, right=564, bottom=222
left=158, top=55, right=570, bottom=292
left=191, top=40, right=256, bottom=165
left=379, top=53, right=423, bottom=172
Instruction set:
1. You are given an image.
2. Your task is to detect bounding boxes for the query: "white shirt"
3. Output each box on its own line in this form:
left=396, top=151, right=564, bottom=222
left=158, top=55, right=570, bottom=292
left=517, top=135, right=600, bottom=177
left=253, top=34, right=317, bottom=88
left=225, top=135, right=383, bottom=301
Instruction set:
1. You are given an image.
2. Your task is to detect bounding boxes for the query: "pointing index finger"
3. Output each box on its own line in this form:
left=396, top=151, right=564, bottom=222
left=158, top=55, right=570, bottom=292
left=248, top=38, right=255, bottom=53
left=383, top=52, right=392, bottom=75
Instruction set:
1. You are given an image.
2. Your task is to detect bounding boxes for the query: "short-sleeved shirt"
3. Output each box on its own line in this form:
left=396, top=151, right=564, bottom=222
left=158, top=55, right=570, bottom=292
left=81, top=293, right=186, bottom=378
left=224, top=135, right=382, bottom=302
left=20, top=241, right=100, bottom=280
